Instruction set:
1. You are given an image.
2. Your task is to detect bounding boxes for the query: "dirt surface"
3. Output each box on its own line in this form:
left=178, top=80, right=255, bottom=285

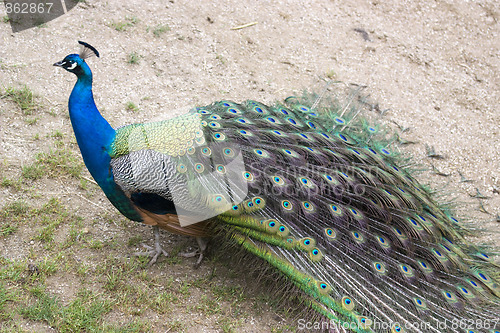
left=0, top=0, right=499, bottom=332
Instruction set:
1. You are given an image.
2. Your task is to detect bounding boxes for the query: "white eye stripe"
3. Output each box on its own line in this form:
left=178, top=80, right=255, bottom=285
left=67, top=62, right=77, bottom=70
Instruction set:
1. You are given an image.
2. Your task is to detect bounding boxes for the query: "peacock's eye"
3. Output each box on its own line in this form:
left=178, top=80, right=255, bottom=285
left=66, top=61, right=77, bottom=70
left=60, top=60, right=77, bottom=70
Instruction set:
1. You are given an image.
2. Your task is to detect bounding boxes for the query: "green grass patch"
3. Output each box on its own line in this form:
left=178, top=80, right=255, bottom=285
left=103, top=270, right=122, bottom=291
left=212, top=284, right=245, bottom=303
left=110, top=16, right=139, bottom=31
left=216, top=54, right=226, bottom=65
left=19, top=288, right=112, bottom=332
left=33, top=198, right=72, bottom=245
left=150, top=291, right=177, bottom=314
left=103, top=319, right=152, bottom=332
left=125, top=101, right=139, bottom=112
left=0, top=177, right=22, bottom=191
left=0, top=200, right=30, bottom=219
left=0, top=282, right=15, bottom=321
left=0, top=198, right=77, bottom=247
left=22, top=149, right=83, bottom=180
left=36, top=257, right=59, bottom=276
left=1, top=86, right=40, bottom=115
left=218, top=317, right=244, bottom=333
left=0, top=224, right=17, bottom=237
left=20, top=290, right=58, bottom=321
left=35, top=224, right=57, bottom=243
left=50, top=130, right=64, bottom=140
left=194, top=294, right=222, bottom=315
left=62, top=221, right=85, bottom=249
left=0, top=258, right=30, bottom=284
left=126, top=52, right=140, bottom=64
left=21, top=163, right=45, bottom=180
left=165, top=320, right=185, bottom=331
left=0, top=177, right=13, bottom=187
left=152, top=24, right=170, bottom=37
left=24, top=117, right=39, bottom=125
left=127, top=235, right=142, bottom=247
left=87, top=239, right=105, bottom=249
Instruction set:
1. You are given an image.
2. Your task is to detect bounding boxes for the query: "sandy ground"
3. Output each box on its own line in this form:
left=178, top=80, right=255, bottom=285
left=0, top=0, right=499, bottom=332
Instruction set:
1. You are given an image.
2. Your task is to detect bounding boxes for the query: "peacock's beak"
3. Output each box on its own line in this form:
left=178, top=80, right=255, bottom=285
left=53, top=61, right=64, bottom=67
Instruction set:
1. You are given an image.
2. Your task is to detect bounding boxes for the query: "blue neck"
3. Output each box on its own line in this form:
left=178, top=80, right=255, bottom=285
left=69, top=64, right=115, bottom=189
left=68, top=63, right=142, bottom=221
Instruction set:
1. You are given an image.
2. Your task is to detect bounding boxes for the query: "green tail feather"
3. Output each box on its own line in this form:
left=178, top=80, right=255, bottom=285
left=196, top=93, right=498, bottom=332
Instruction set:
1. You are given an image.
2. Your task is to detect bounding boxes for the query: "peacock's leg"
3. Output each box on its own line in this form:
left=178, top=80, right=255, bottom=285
left=133, top=226, right=169, bottom=265
left=179, top=237, right=208, bottom=268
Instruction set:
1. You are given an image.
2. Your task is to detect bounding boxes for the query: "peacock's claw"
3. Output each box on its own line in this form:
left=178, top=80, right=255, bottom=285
left=133, top=245, right=169, bottom=266
left=178, top=247, right=198, bottom=258
left=133, top=226, right=168, bottom=266
left=179, top=237, right=208, bottom=268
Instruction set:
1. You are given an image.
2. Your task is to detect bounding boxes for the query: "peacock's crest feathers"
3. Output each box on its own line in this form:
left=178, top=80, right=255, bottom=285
left=78, top=40, right=99, bottom=59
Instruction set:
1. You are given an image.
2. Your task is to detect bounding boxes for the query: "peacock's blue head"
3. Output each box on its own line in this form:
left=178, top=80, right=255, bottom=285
left=53, top=54, right=86, bottom=74
left=53, top=41, right=99, bottom=77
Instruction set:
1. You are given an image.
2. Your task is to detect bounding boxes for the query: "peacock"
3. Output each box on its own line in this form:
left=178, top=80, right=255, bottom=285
left=54, top=41, right=499, bottom=333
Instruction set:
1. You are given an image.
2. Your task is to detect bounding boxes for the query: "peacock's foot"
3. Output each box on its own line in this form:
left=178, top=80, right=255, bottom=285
left=179, top=237, right=208, bottom=268
left=133, top=226, right=168, bottom=266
